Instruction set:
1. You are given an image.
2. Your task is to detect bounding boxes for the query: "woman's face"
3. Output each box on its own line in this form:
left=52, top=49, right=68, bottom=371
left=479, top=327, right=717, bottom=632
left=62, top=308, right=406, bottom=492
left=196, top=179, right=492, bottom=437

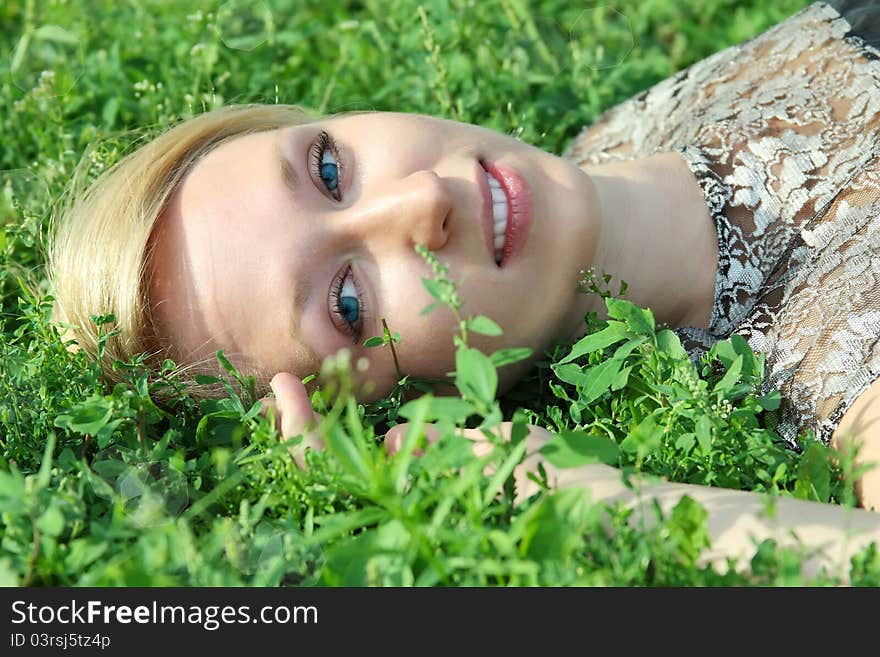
left=150, top=111, right=601, bottom=399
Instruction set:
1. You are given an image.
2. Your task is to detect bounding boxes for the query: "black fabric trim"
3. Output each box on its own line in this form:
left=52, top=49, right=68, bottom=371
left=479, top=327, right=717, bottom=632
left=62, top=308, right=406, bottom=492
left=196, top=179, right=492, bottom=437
left=826, top=0, right=880, bottom=49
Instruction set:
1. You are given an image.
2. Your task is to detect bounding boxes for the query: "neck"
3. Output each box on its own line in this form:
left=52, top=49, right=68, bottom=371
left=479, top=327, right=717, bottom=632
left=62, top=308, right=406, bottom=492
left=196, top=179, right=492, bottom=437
left=578, top=152, right=718, bottom=334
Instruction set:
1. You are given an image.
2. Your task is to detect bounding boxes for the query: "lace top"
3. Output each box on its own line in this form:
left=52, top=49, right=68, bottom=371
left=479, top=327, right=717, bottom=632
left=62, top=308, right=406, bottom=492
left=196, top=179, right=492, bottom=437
left=562, top=0, right=880, bottom=449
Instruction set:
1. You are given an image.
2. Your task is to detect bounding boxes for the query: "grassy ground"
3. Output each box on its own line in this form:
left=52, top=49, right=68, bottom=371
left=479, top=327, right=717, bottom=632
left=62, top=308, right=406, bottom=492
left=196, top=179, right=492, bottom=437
left=6, top=0, right=876, bottom=586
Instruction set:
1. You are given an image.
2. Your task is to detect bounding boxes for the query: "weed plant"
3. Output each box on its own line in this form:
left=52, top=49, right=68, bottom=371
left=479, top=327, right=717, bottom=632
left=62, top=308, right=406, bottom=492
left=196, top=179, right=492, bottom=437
left=4, top=0, right=878, bottom=586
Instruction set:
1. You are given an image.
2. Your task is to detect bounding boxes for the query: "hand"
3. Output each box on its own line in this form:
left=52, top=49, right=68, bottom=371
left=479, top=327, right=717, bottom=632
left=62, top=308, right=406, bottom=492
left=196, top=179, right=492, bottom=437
left=259, top=372, right=325, bottom=468
left=261, top=376, right=573, bottom=501
left=384, top=421, right=558, bottom=504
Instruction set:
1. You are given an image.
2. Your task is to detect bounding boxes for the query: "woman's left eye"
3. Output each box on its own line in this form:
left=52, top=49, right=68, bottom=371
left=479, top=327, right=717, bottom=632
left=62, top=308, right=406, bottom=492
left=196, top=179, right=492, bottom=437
left=310, top=130, right=343, bottom=201
left=329, top=265, right=365, bottom=343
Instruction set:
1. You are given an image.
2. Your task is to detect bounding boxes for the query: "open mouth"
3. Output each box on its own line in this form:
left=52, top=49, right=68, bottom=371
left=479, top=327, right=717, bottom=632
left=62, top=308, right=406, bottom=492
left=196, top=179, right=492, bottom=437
left=479, top=159, right=531, bottom=268
left=484, top=168, right=509, bottom=266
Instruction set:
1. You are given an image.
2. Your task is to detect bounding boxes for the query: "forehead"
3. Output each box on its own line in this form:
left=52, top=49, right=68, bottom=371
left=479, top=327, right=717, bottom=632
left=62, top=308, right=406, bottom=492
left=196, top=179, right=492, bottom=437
left=147, top=128, right=321, bottom=378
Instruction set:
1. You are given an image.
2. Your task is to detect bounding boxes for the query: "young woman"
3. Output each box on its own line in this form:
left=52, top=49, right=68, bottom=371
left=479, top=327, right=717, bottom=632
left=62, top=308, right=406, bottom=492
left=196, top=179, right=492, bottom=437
left=48, top=0, right=880, bottom=579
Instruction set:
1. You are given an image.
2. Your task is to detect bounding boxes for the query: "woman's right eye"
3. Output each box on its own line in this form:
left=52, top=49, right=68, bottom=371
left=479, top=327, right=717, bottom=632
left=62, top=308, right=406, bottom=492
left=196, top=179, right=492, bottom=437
left=310, top=130, right=343, bottom=201
left=328, top=265, right=365, bottom=343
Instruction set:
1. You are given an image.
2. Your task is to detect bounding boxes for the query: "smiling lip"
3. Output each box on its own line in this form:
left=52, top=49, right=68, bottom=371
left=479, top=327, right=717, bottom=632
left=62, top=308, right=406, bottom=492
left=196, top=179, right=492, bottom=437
left=477, top=159, right=532, bottom=267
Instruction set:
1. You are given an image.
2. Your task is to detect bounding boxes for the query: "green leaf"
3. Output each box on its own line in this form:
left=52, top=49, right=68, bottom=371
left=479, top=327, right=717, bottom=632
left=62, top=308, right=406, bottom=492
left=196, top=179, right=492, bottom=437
left=695, top=415, right=712, bottom=454
left=33, top=24, right=79, bottom=45
left=558, top=321, right=630, bottom=364
left=675, top=432, right=696, bottom=453
left=758, top=389, right=781, bottom=411
left=398, top=396, right=475, bottom=423
left=388, top=398, right=430, bottom=494
left=363, top=336, right=385, bottom=347
left=518, top=488, right=592, bottom=562
left=36, top=506, right=64, bottom=537
left=794, top=442, right=831, bottom=503
left=36, top=433, right=56, bottom=490
left=620, top=414, right=660, bottom=458
left=569, top=401, right=583, bottom=424
left=578, top=358, right=624, bottom=405
left=101, top=96, right=119, bottom=127
left=321, top=520, right=410, bottom=586
left=9, top=31, right=31, bottom=75
left=64, top=539, right=108, bottom=572
left=455, top=347, right=498, bottom=405
left=540, top=430, right=620, bottom=468
left=610, top=364, right=632, bottom=391
left=606, top=298, right=655, bottom=335
left=656, top=329, right=687, bottom=359
left=195, top=414, right=211, bottom=444
left=552, top=362, right=589, bottom=386
left=612, top=336, right=648, bottom=360
left=729, top=333, right=759, bottom=380
left=241, top=400, right=263, bottom=423
left=710, top=339, right=737, bottom=373
left=84, top=467, right=115, bottom=500
left=54, top=398, right=113, bottom=435
left=468, top=315, right=503, bottom=336
left=489, top=347, right=533, bottom=368
left=714, top=354, right=743, bottom=395
left=557, top=337, right=645, bottom=400
left=215, top=350, right=236, bottom=374
left=0, top=471, right=26, bottom=511
left=95, top=418, right=124, bottom=449
left=309, top=507, right=387, bottom=545
left=421, top=277, right=447, bottom=302
left=322, top=420, right=373, bottom=490
left=483, top=437, right=527, bottom=506
left=665, top=495, right=711, bottom=562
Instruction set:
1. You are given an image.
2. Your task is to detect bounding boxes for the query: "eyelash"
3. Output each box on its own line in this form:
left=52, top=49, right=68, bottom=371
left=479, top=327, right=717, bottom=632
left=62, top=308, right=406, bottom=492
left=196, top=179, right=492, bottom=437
left=309, top=130, right=344, bottom=201
left=329, top=265, right=366, bottom=343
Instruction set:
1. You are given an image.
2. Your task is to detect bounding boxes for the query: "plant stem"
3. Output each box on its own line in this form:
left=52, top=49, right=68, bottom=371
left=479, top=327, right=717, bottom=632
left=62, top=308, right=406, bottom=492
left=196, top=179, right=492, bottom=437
left=382, top=317, right=403, bottom=382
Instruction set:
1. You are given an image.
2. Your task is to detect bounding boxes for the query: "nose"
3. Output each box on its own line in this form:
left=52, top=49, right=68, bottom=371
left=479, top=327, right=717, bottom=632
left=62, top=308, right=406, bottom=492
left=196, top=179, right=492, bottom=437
left=350, top=170, right=453, bottom=252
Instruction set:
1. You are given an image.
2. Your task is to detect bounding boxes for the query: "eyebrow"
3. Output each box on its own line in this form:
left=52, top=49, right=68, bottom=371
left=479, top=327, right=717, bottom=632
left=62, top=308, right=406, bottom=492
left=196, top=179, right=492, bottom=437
left=278, top=141, right=299, bottom=202
left=274, top=137, right=323, bottom=372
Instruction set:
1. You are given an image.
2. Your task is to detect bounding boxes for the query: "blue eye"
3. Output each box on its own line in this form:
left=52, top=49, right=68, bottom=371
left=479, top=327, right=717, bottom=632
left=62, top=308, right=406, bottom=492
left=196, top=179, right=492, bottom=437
left=320, top=156, right=338, bottom=191
left=311, top=131, right=342, bottom=200
left=330, top=266, right=364, bottom=342
left=338, top=293, right=358, bottom=324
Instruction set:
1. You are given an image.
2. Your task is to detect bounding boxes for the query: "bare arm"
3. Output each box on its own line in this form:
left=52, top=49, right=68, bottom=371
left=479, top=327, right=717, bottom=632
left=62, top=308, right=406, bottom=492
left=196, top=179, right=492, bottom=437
left=386, top=422, right=880, bottom=583
left=831, top=376, right=880, bottom=511
left=527, top=457, right=880, bottom=584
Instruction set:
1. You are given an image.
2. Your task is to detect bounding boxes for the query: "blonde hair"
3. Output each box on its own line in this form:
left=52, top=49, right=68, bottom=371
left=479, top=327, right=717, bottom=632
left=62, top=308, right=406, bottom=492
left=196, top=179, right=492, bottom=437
left=48, top=103, right=316, bottom=403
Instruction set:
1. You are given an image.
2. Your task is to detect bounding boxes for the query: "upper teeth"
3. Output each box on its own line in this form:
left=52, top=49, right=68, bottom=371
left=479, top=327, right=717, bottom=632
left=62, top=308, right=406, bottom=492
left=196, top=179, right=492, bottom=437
left=486, top=171, right=508, bottom=265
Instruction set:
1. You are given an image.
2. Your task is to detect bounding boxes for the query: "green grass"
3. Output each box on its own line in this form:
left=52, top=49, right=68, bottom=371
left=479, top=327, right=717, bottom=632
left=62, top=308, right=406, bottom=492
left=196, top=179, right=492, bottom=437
left=6, top=0, right=878, bottom=586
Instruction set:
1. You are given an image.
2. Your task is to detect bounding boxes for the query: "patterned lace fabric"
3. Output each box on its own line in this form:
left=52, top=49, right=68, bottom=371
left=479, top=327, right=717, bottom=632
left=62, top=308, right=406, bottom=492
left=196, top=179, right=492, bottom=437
left=562, top=1, right=880, bottom=449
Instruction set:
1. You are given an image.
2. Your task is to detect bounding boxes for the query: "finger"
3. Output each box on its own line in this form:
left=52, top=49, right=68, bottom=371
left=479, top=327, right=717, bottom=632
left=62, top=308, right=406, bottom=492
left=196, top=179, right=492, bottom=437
left=456, top=426, right=506, bottom=458
left=385, top=422, right=526, bottom=455
left=269, top=372, right=325, bottom=467
left=384, top=423, right=506, bottom=455
left=270, top=372, right=317, bottom=438
left=384, top=423, right=441, bottom=455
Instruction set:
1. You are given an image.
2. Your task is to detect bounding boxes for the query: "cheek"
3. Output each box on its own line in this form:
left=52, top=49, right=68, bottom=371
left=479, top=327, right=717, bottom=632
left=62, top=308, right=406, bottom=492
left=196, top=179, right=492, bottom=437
left=382, top=283, right=460, bottom=378
left=396, top=307, right=459, bottom=376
